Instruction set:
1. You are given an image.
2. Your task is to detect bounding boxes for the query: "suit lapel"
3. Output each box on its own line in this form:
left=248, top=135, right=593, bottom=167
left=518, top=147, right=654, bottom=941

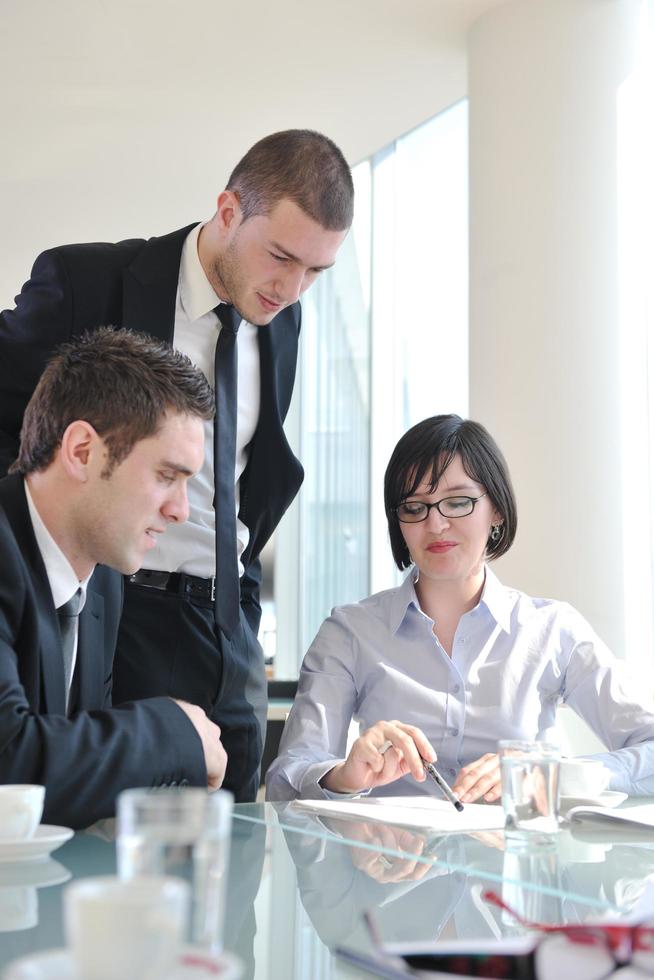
left=121, top=223, right=198, bottom=343
left=257, top=306, right=300, bottom=425
left=0, top=475, right=67, bottom=714
left=38, top=605, right=66, bottom=715
left=239, top=308, right=303, bottom=565
left=77, top=589, right=105, bottom=709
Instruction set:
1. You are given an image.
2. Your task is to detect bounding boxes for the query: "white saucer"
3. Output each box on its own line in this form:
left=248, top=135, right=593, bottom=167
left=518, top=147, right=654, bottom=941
left=560, top=790, right=628, bottom=810
left=0, top=858, right=71, bottom=888
left=3, top=947, right=243, bottom=979
left=0, top=827, right=73, bottom=864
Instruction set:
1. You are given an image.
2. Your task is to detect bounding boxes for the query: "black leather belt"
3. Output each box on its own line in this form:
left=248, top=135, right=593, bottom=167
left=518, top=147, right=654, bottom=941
left=127, top=569, right=215, bottom=604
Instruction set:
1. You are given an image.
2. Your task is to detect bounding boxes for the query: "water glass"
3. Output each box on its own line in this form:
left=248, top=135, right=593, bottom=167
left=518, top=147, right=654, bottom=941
left=116, top=788, right=233, bottom=953
left=499, top=740, right=561, bottom=836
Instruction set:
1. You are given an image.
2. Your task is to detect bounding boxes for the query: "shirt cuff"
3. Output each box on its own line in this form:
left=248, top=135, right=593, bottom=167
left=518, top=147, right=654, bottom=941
left=299, top=760, right=371, bottom=800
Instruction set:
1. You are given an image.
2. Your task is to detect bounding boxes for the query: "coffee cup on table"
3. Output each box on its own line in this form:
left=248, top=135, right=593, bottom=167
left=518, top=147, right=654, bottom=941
left=64, top=875, right=190, bottom=980
left=0, top=785, right=45, bottom=840
left=559, top=758, right=611, bottom=798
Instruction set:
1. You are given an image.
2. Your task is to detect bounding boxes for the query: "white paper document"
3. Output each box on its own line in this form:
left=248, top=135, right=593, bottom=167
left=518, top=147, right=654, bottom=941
left=568, top=802, right=654, bottom=831
left=292, top=795, right=505, bottom=832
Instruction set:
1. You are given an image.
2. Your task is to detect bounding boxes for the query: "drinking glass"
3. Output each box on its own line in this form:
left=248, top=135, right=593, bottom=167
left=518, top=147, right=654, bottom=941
left=499, top=740, right=560, bottom=836
left=116, top=787, right=233, bottom=953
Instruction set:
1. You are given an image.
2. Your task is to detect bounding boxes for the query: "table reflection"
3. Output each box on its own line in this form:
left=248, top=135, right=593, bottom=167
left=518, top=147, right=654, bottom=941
left=271, top=804, right=654, bottom=956
left=0, top=818, right=264, bottom=980
left=1, top=803, right=654, bottom=980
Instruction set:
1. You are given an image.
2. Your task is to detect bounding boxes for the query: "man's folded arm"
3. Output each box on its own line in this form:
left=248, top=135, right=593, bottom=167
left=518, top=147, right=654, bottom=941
left=0, top=644, right=207, bottom=830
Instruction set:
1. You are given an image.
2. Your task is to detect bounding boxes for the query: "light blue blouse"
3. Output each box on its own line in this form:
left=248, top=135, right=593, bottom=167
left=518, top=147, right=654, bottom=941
left=266, top=567, right=654, bottom=800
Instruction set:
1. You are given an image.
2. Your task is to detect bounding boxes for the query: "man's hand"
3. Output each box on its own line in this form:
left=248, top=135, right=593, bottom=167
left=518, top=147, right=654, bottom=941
left=174, top=700, right=228, bottom=791
left=320, top=720, right=436, bottom=795
left=452, top=753, right=501, bottom=803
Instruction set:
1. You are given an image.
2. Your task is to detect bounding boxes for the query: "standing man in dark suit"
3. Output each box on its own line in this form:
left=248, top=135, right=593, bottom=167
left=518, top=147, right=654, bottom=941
left=0, top=328, right=228, bottom=829
left=0, top=129, right=354, bottom=801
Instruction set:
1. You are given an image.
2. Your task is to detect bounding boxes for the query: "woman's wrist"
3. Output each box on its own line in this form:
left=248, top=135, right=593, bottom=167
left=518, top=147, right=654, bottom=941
left=320, top=761, right=357, bottom=794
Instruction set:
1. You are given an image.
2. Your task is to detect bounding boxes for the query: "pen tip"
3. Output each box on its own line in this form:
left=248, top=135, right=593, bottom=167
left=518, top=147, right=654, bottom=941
left=455, top=801, right=465, bottom=812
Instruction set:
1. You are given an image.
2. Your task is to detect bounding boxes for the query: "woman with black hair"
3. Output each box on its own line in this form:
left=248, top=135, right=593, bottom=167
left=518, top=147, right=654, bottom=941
left=266, top=415, right=654, bottom=803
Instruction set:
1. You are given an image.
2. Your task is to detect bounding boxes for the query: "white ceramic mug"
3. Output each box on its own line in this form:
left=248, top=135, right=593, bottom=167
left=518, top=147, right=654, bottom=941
left=0, top=785, right=45, bottom=841
left=64, top=875, right=190, bottom=980
left=559, top=758, right=610, bottom=798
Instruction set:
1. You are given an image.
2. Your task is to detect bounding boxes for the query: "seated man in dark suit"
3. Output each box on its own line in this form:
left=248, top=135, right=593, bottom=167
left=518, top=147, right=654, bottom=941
left=0, top=327, right=227, bottom=828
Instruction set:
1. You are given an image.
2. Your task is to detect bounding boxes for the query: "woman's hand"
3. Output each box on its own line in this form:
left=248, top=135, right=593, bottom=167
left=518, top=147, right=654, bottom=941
left=347, top=821, right=434, bottom=883
left=452, top=753, right=501, bottom=803
left=320, top=720, right=436, bottom=795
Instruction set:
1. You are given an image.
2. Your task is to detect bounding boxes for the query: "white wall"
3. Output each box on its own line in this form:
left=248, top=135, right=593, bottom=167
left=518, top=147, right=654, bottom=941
left=468, top=0, right=643, bottom=659
left=0, top=0, right=502, bottom=305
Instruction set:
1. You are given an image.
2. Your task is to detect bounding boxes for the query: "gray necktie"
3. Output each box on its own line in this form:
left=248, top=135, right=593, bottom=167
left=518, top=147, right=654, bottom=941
left=57, top=588, right=82, bottom=710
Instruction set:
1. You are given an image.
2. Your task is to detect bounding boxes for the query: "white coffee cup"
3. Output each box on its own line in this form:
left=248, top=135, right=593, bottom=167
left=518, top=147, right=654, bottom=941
left=0, top=785, right=45, bottom=840
left=64, top=875, right=189, bottom=980
left=559, top=758, right=611, bottom=798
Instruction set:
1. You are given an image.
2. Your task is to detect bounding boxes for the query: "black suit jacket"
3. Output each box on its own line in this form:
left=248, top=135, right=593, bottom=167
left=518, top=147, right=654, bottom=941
left=0, top=474, right=207, bottom=828
left=0, top=225, right=305, bottom=633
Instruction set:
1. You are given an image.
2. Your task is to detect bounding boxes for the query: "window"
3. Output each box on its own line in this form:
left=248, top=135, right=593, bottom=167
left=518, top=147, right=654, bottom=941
left=370, top=101, right=469, bottom=594
left=271, top=163, right=372, bottom=676
left=269, top=103, right=469, bottom=677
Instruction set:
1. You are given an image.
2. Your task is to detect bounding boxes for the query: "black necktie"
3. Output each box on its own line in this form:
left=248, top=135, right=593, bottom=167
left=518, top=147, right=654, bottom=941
left=57, top=588, right=82, bottom=712
left=213, top=304, right=241, bottom=637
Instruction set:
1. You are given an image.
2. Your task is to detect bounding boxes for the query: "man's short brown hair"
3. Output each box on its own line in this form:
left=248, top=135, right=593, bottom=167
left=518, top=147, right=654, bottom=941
left=227, top=129, right=354, bottom=231
left=11, top=327, right=214, bottom=477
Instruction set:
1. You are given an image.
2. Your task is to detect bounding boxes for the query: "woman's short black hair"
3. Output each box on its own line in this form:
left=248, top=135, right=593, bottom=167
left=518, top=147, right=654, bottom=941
left=383, top=414, right=517, bottom=570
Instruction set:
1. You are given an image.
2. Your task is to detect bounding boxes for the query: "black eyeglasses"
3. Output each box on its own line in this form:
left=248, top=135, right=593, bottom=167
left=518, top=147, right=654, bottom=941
left=394, top=493, right=487, bottom=523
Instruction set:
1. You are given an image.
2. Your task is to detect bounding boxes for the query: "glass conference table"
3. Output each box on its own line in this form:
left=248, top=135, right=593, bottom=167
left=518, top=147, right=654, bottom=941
left=1, top=800, right=654, bottom=979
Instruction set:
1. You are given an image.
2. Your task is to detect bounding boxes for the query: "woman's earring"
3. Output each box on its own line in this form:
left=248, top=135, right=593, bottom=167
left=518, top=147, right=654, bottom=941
left=490, top=524, right=502, bottom=543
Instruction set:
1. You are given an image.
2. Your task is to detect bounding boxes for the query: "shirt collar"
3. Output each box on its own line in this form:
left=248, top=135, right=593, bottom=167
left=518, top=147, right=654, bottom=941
left=388, top=564, right=513, bottom=635
left=388, top=569, right=424, bottom=634
left=24, top=481, right=90, bottom=611
left=476, top=564, right=513, bottom=633
left=178, top=222, right=223, bottom=322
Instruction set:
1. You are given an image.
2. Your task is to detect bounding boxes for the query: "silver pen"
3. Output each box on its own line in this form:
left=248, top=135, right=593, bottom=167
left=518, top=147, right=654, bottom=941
left=379, top=739, right=464, bottom=812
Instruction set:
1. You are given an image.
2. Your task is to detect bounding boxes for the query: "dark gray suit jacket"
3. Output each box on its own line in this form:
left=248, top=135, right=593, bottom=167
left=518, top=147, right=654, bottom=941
left=0, top=474, right=207, bottom=829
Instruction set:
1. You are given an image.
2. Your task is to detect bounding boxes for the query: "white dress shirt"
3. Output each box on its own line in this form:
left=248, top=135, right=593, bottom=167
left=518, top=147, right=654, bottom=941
left=266, top=566, right=654, bottom=800
left=144, top=222, right=260, bottom=578
left=24, top=481, right=90, bottom=703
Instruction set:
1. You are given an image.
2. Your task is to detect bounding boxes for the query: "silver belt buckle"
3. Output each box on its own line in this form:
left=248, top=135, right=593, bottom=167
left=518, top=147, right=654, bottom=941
left=210, top=577, right=216, bottom=602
